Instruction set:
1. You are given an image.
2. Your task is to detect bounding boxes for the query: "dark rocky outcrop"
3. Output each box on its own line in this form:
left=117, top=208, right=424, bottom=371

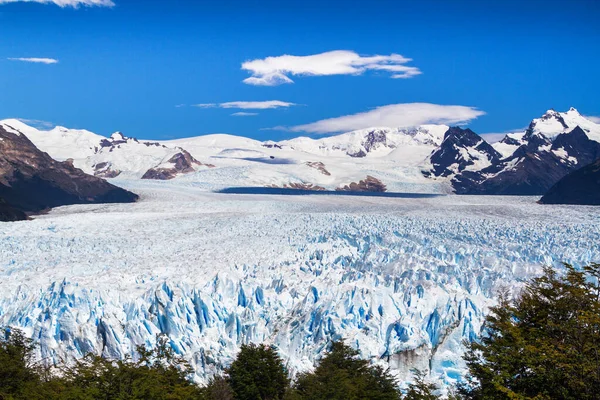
left=426, top=127, right=502, bottom=178
left=141, top=149, right=214, bottom=180
left=0, top=126, right=138, bottom=221
left=0, top=197, right=27, bottom=221
left=268, top=182, right=326, bottom=191
left=305, top=162, right=331, bottom=176
left=99, top=132, right=167, bottom=153
left=262, top=142, right=282, bottom=149
left=540, top=158, right=600, bottom=205
left=424, top=122, right=600, bottom=196
left=93, top=162, right=122, bottom=178
left=337, top=176, right=387, bottom=192
left=455, top=126, right=600, bottom=195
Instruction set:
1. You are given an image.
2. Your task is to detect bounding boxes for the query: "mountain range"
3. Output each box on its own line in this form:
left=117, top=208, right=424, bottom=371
left=0, top=124, right=138, bottom=221
left=1, top=107, right=599, bottom=206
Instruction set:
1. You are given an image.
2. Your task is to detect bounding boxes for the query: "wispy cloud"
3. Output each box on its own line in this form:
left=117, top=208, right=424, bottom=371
left=231, top=112, right=258, bottom=117
left=480, top=133, right=512, bottom=143
left=285, top=103, right=485, bottom=134
left=8, top=57, right=58, bottom=64
left=586, top=115, right=600, bottom=124
left=0, top=0, right=114, bottom=7
left=17, top=118, right=55, bottom=129
left=193, top=100, right=296, bottom=110
left=480, top=128, right=526, bottom=144
left=242, top=50, right=421, bottom=86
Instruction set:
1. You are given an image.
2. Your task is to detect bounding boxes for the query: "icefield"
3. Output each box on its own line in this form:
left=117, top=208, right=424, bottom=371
left=1, top=180, right=599, bottom=388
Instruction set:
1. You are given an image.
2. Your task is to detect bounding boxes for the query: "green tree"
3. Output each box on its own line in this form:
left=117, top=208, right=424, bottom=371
left=59, top=335, right=203, bottom=400
left=0, top=328, right=40, bottom=399
left=227, top=343, right=289, bottom=400
left=460, top=264, right=600, bottom=400
left=0, top=328, right=66, bottom=400
left=404, top=370, right=439, bottom=400
left=201, top=375, right=234, bottom=400
left=291, top=340, right=401, bottom=400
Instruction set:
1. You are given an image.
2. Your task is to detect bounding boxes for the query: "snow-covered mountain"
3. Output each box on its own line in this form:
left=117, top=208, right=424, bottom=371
left=2, top=108, right=599, bottom=196
left=0, top=123, right=137, bottom=221
left=0, top=120, right=451, bottom=193
left=0, top=119, right=215, bottom=181
left=424, top=127, right=501, bottom=178
left=426, top=108, right=600, bottom=195
left=493, top=108, right=600, bottom=158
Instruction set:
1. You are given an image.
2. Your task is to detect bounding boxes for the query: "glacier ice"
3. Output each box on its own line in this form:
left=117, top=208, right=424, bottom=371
left=1, top=180, right=599, bottom=389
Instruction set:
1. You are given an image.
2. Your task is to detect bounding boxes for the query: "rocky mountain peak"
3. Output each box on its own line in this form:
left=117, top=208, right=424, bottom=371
left=426, top=127, right=501, bottom=178
left=0, top=125, right=138, bottom=221
left=111, top=132, right=126, bottom=141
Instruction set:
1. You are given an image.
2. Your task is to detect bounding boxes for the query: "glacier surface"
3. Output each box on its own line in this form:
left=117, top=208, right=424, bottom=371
left=1, top=180, right=599, bottom=388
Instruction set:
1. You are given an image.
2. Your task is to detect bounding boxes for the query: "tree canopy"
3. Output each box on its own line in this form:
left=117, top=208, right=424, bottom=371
left=289, top=340, right=402, bottom=400
left=460, top=263, right=600, bottom=400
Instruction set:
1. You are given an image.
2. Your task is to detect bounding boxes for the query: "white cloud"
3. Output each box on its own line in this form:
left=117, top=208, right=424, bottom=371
left=0, top=0, right=114, bottom=7
left=288, top=103, right=485, bottom=134
left=8, top=57, right=58, bottom=64
left=17, top=118, right=55, bottom=129
left=586, top=115, right=600, bottom=124
left=480, top=133, right=510, bottom=143
left=231, top=112, right=258, bottom=117
left=193, top=100, right=296, bottom=110
left=242, top=50, right=421, bottom=86
left=480, top=128, right=527, bottom=144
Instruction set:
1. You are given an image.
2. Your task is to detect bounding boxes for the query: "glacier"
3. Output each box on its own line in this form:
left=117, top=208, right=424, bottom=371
left=1, top=180, right=599, bottom=389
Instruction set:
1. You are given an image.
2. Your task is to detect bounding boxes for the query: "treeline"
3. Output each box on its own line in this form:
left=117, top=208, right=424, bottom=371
left=1, top=264, right=599, bottom=400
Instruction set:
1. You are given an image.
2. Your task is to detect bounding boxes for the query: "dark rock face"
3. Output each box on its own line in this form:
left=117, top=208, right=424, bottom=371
left=551, top=126, right=600, bottom=167
left=262, top=142, right=282, bottom=149
left=427, top=127, right=502, bottom=178
left=0, top=126, right=138, bottom=221
left=337, top=176, right=387, bottom=192
left=425, top=122, right=600, bottom=196
left=540, top=158, right=600, bottom=205
left=346, top=129, right=396, bottom=158
left=268, top=182, right=326, bottom=191
left=455, top=126, right=600, bottom=195
left=141, top=149, right=214, bottom=180
left=454, top=150, right=572, bottom=195
left=363, top=130, right=390, bottom=153
left=99, top=132, right=166, bottom=153
left=93, top=162, right=122, bottom=178
left=0, top=198, right=27, bottom=222
left=305, top=162, right=331, bottom=176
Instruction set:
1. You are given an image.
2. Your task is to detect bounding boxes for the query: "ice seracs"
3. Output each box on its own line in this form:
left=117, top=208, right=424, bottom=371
left=0, top=181, right=598, bottom=389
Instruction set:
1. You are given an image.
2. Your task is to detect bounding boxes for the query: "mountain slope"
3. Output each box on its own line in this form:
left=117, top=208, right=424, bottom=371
left=540, top=158, right=600, bottom=205
left=0, top=198, right=27, bottom=221
left=440, top=109, right=600, bottom=195
left=0, top=125, right=138, bottom=221
left=1, top=120, right=449, bottom=193
left=424, top=127, right=501, bottom=178
left=0, top=121, right=214, bottom=181
left=4, top=109, right=599, bottom=196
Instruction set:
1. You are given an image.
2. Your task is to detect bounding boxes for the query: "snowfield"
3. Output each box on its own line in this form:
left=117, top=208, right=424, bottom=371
left=1, top=180, right=599, bottom=388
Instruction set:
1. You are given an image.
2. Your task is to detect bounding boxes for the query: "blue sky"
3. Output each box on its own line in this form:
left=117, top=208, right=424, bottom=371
left=0, top=0, right=598, bottom=141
